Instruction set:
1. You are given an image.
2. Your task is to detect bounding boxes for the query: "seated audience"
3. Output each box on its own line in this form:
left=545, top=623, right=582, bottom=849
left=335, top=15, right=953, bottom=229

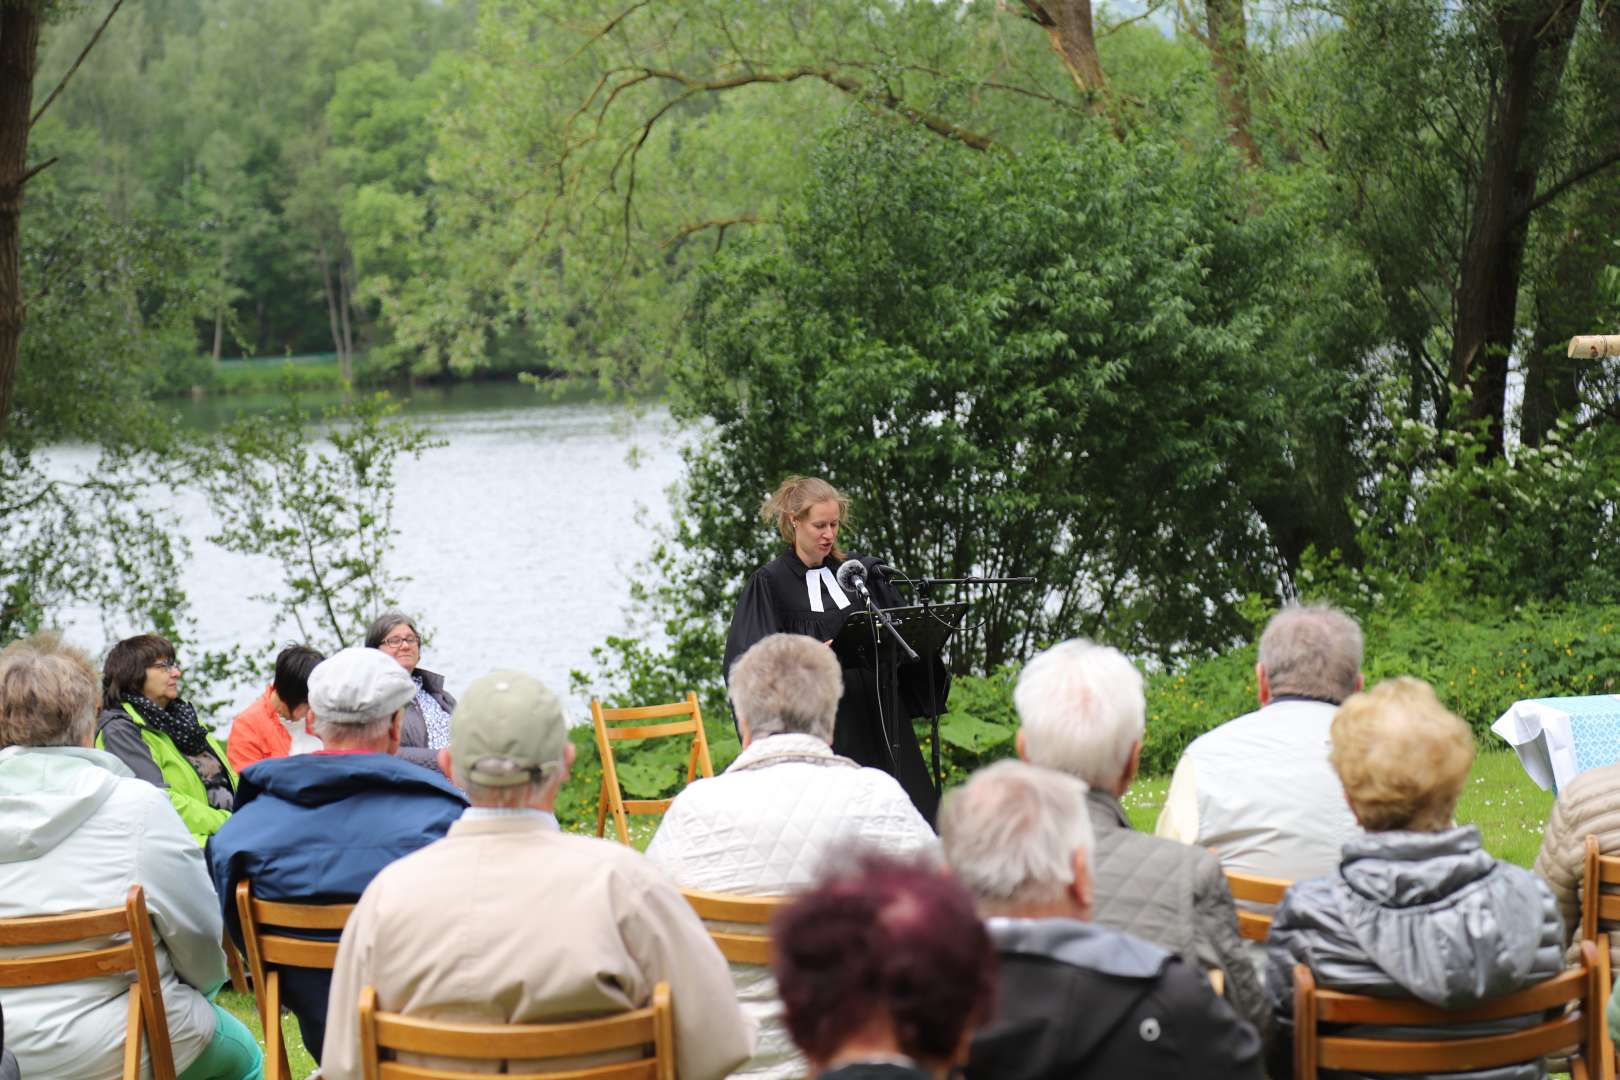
left=0, top=635, right=262, bottom=1080
left=226, top=644, right=324, bottom=772
left=646, top=632, right=938, bottom=1079
left=365, top=611, right=454, bottom=773
left=1014, top=638, right=1267, bottom=1037
left=1156, top=603, right=1364, bottom=883
left=1263, top=677, right=1563, bottom=1079
left=321, top=670, right=753, bottom=1080
left=1533, top=750, right=1620, bottom=969
left=96, top=632, right=237, bottom=844
left=941, top=759, right=1261, bottom=1080
left=771, top=854, right=995, bottom=1080
left=207, top=646, right=467, bottom=1062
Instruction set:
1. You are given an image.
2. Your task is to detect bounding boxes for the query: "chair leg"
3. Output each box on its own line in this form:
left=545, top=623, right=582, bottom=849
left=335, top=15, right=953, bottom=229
left=595, top=782, right=610, bottom=838
left=224, top=935, right=249, bottom=994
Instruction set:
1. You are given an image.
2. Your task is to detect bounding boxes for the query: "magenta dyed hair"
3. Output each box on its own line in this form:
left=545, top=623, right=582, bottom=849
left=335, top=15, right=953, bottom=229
left=771, top=854, right=996, bottom=1066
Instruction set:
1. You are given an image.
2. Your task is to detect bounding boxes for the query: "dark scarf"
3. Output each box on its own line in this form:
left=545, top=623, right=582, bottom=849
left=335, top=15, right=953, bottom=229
left=122, top=694, right=235, bottom=810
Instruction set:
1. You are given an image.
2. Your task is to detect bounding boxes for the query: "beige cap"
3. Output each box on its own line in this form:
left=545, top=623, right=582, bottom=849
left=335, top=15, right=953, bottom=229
left=307, top=647, right=417, bottom=726
left=449, top=671, right=568, bottom=786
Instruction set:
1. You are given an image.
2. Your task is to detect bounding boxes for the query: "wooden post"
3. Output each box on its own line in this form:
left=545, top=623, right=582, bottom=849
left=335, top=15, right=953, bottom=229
left=1569, top=335, right=1620, bottom=358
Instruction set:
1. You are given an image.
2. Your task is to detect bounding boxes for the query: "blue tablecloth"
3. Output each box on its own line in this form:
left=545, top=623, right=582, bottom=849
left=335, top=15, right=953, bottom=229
left=1493, top=695, right=1620, bottom=792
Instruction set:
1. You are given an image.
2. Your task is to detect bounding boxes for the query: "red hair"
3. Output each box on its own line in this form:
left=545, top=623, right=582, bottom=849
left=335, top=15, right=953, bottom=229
left=771, top=854, right=996, bottom=1066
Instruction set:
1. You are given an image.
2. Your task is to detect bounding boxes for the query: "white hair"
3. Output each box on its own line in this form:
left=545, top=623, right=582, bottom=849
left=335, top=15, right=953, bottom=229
left=939, top=760, right=1094, bottom=911
left=728, top=633, right=843, bottom=743
left=312, top=714, right=393, bottom=747
left=1259, top=604, right=1363, bottom=703
left=1013, top=639, right=1144, bottom=790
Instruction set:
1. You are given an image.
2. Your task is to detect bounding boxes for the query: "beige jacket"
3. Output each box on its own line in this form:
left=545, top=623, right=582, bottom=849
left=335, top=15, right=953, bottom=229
left=322, top=814, right=755, bottom=1080
left=1533, top=760, right=1620, bottom=965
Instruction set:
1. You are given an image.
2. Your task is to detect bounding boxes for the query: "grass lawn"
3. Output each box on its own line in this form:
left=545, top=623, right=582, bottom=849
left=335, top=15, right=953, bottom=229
left=1122, top=747, right=1554, bottom=868
left=217, top=748, right=1555, bottom=1074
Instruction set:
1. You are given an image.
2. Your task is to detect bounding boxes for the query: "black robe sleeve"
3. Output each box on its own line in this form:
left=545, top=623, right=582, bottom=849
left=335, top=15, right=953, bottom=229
left=724, top=567, right=783, bottom=682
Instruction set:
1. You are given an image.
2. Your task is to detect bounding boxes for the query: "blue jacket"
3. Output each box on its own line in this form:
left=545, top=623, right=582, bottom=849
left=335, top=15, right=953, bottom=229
left=206, top=752, right=466, bottom=1060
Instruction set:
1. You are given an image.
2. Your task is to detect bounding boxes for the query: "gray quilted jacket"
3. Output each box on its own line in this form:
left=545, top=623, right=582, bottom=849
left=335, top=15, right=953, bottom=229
left=1087, top=789, right=1268, bottom=1038
left=1263, top=825, right=1564, bottom=1080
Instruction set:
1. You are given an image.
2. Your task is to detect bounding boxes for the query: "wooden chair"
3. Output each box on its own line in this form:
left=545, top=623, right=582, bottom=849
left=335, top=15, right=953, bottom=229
left=0, top=884, right=176, bottom=1080
left=223, top=934, right=250, bottom=994
left=593, top=692, right=714, bottom=845
left=356, top=980, right=676, bottom=1079
left=1292, top=939, right=1604, bottom=1079
left=235, top=880, right=355, bottom=1080
left=680, top=889, right=787, bottom=965
left=1580, top=834, right=1620, bottom=1080
left=1224, top=869, right=1292, bottom=942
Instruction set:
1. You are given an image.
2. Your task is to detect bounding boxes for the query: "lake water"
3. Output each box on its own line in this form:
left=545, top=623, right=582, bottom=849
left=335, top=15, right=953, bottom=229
left=47, top=382, right=687, bottom=726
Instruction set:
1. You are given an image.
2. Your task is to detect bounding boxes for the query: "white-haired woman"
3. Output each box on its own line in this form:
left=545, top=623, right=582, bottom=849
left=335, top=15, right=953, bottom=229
left=1263, top=677, right=1563, bottom=1080
left=724, top=475, right=944, bottom=822
left=0, top=636, right=262, bottom=1080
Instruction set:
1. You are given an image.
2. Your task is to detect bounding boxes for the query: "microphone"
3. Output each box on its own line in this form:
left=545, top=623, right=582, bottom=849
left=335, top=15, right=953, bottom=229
left=835, top=559, right=870, bottom=599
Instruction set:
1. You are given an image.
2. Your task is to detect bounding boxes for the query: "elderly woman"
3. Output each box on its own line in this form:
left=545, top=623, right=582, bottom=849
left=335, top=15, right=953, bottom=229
left=772, top=854, right=995, bottom=1080
left=96, top=633, right=236, bottom=845
left=364, top=612, right=454, bottom=773
left=0, top=635, right=263, bottom=1080
left=1263, top=677, right=1563, bottom=1080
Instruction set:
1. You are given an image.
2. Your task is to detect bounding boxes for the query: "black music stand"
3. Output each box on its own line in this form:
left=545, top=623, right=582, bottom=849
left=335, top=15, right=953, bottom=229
left=833, top=602, right=967, bottom=792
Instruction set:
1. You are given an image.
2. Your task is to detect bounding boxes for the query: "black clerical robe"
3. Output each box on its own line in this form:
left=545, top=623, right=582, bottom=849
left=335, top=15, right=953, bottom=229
left=724, top=548, right=945, bottom=823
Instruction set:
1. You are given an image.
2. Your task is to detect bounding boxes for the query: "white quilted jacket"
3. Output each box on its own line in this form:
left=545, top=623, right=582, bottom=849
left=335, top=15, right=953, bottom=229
left=645, top=733, right=939, bottom=1080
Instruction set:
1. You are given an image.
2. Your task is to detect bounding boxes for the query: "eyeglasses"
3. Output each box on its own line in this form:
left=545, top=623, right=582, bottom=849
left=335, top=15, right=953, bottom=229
left=148, top=660, right=182, bottom=672
left=380, top=635, right=420, bottom=649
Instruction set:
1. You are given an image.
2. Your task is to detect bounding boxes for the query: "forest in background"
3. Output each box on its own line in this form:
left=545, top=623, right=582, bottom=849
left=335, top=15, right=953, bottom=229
left=3, top=0, right=1620, bottom=794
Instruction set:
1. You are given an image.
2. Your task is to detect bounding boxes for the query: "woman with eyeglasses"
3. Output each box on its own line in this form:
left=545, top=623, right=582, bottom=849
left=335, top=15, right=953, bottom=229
left=364, top=611, right=455, bottom=774
left=96, top=634, right=237, bottom=845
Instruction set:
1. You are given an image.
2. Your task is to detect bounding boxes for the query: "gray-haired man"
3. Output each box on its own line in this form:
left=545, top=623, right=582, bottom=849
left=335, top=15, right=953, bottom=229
left=1155, top=604, right=1365, bottom=884
left=321, top=671, right=754, bottom=1080
left=943, top=760, right=1261, bottom=1080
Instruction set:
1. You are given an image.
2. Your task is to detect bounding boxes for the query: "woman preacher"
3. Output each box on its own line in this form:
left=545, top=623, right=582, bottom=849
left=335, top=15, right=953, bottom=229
left=723, top=476, right=945, bottom=823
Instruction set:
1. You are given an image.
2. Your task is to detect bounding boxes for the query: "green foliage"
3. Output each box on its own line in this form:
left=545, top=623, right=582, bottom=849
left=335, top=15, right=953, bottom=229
left=189, top=390, right=440, bottom=650
left=676, top=114, right=1339, bottom=666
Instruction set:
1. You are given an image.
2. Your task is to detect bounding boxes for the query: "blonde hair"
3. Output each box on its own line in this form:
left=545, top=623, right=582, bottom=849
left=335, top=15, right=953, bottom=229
left=1329, top=677, right=1474, bottom=832
left=762, top=476, right=849, bottom=561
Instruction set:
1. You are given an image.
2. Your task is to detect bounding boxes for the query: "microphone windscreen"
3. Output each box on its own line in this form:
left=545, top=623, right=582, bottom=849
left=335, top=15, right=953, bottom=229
left=835, top=559, right=866, bottom=591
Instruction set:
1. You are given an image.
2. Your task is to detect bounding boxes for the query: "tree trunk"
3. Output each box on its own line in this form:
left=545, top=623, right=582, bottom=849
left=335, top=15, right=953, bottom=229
left=1206, top=0, right=1260, bottom=166
left=317, top=236, right=352, bottom=382
left=1449, top=0, right=1582, bottom=458
left=337, top=251, right=355, bottom=378
left=0, top=4, right=42, bottom=440
left=1021, top=0, right=1106, bottom=94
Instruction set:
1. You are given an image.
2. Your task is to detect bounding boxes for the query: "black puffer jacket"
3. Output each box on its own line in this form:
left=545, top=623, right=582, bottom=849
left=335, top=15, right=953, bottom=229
left=966, top=918, right=1262, bottom=1080
left=1264, top=825, right=1565, bottom=1080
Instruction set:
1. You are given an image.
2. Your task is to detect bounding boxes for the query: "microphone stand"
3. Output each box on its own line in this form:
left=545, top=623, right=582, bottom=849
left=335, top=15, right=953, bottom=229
left=856, top=580, right=919, bottom=662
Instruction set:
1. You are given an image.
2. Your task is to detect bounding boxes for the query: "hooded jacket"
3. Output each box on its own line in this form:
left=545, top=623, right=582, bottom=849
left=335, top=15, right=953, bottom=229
left=1263, top=826, right=1565, bottom=1080
left=0, top=746, right=228, bottom=1079
left=206, top=750, right=467, bottom=1059
left=965, top=918, right=1263, bottom=1080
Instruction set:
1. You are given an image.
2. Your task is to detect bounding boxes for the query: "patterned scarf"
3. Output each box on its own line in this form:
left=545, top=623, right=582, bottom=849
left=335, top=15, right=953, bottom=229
left=123, top=693, right=235, bottom=810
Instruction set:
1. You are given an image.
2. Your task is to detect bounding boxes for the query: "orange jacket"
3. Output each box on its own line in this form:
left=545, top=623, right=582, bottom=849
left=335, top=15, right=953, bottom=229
left=227, top=686, right=293, bottom=773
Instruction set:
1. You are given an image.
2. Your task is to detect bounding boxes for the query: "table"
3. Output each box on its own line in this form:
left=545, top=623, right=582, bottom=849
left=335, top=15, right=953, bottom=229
left=1492, top=695, right=1620, bottom=792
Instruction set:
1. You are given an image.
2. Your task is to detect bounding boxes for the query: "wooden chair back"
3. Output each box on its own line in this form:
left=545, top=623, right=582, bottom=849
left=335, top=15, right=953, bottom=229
left=356, top=980, right=676, bottom=1080
left=1580, top=834, right=1620, bottom=1080
left=1292, top=939, right=1603, bottom=1079
left=0, top=884, right=176, bottom=1080
left=1224, top=869, right=1292, bottom=942
left=680, top=889, right=786, bottom=965
left=592, top=692, right=715, bottom=845
left=235, top=880, right=355, bottom=1080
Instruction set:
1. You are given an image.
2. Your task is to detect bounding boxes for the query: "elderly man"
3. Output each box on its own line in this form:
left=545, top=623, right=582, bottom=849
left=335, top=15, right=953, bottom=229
left=646, top=632, right=937, bottom=1079
left=322, top=670, right=753, bottom=1080
left=207, top=646, right=468, bottom=1061
left=0, top=635, right=262, bottom=1080
left=1014, top=638, right=1265, bottom=1037
left=1155, top=603, right=1364, bottom=883
left=942, top=760, right=1261, bottom=1080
